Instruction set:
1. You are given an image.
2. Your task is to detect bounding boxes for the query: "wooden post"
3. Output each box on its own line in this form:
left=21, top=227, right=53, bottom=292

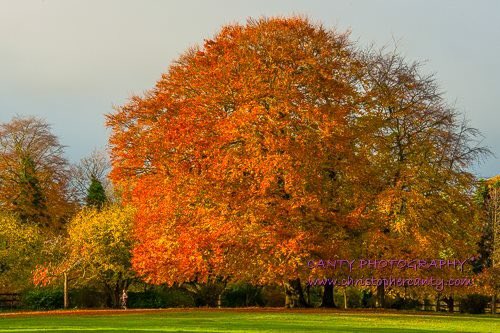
left=343, top=288, right=348, bottom=309
left=63, top=272, right=68, bottom=309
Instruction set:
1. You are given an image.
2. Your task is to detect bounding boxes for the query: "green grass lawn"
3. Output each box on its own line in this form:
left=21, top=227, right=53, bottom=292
left=0, top=309, right=498, bottom=333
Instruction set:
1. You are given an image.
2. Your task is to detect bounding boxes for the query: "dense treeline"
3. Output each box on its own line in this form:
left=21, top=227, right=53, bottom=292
left=0, top=17, right=498, bottom=313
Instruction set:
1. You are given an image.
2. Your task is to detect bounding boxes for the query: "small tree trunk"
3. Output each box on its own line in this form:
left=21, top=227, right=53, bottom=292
left=492, top=294, right=497, bottom=314
left=443, top=296, right=454, bottom=313
left=343, top=288, right=348, bottom=309
left=63, top=272, right=68, bottom=309
left=103, top=283, right=113, bottom=308
left=320, top=284, right=336, bottom=308
left=305, top=284, right=310, bottom=306
left=216, top=279, right=227, bottom=308
left=435, top=294, right=441, bottom=312
left=114, top=283, right=121, bottom=308
left=217, top=293, right=222, bottom=308
left=376, top=284, right=385, bottom=308
left=284, top=278, right=308, bottom=308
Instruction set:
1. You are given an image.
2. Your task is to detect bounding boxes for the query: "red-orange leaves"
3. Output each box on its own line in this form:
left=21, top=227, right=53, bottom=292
left=107, top=17, right=362, bottom=286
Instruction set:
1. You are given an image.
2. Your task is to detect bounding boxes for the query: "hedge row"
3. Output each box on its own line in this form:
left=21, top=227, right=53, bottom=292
left=11, top=285, right=492, bottom=314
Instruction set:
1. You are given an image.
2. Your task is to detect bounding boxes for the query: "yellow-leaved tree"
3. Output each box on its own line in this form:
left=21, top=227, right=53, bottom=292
left=0, top=211, right=43, bottom=292
left=33, top=204, right=136, bottom=308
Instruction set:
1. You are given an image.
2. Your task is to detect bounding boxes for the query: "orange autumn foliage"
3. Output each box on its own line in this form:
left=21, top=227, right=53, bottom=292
left=107, top=17, right=365, bottom=285
left=108, top=17, right=487, bottom=295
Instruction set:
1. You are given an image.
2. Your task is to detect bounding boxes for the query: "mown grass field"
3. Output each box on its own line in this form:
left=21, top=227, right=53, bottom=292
left=0, top=309, right=498, bottom=332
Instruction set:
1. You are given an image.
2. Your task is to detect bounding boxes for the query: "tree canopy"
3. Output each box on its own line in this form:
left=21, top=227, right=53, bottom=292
left=0, top=211, right=43, bottom=292
left=0, top=116, right=74, bottom=228
left=107, top=17, right=488, bottom=305
left=33, top=204, right=135, bottom=308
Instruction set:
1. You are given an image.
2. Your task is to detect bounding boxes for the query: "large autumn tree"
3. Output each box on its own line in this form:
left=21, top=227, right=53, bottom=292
left=108, top=17, right=366, bottom=306
left=108, top=17, right=488, bottom=307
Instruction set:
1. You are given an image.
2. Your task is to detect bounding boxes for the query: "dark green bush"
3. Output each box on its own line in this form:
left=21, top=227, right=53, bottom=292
left=334, top=287, right=364, bottom=308
left=361, top=289, right=375, bottom=308
left=161, top=288, right=195, bottom=307
left=21, top=286, right=196, bottom=310
left=222, top=283, right=264, bottom=307
left=390, top=296, right=421, bottom=310
left=304, top=286, right=323, bottom=307
left=128, top=287, right=195, bottom=308
left=22, top=288, right=63, bottom=310
left=423, top=298, right=431, bottom=309
left=183, top=281, right=226, bottom=307
left=460, top=294, right=490, bottom=314
left=260, top=284, right=285, bottom=307
left=69, top=288, right=107, bottom=308
left=128, top=290, right=166, bottom=308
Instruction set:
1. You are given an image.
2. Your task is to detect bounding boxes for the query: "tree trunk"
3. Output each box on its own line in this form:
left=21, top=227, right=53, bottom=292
left=435, top=294, right=441, bottom=312
left=376, top=284, right=385, bottom=308
left=63, top=272, right=68, bottom=309
left=113, top=282, right=121, bottom=308
left=492, top=294, right=497, bottom=314
left=217, top=293, right=223, bottom=308
left=320, top=284, right=336, bottom=308
left=216, top=279, right=227, bottom=308
left=305, top=284, right=310, bottom=306
left=284, top=278, right=308, bottom=308
left=103, top=283, right=112, bottom=308
left=443, top=296, right=454, bottom=313
left=343, top=288, right=348, bottom=309
left=104, top=281, right=125, bottom=308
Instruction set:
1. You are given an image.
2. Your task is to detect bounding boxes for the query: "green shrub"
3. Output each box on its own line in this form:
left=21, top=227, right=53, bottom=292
left=22, top=288, right=63, bottom=310
left=361, top=289, right=376, bottom=308
left=128, top=287, right=195, bottom=308
left=304, top=286, right=323, bottom=307
left=128, top=290, right=166, bottom=308
left=390, top=296, right=421, bottom=310
left=69, top=288, right=107, bottom=308
left=334, top=287, right=364, bottom=308
left=460, top=294, right=490, bottom=314
left=161, top=288, right=195, bottom=307
left=222, top=283, right=264, bottom=307
left=260, top=284, right=285, bottom=307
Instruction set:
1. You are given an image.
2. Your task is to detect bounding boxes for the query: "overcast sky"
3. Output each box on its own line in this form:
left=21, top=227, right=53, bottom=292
left=0, top=0, right=498, bottom=177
